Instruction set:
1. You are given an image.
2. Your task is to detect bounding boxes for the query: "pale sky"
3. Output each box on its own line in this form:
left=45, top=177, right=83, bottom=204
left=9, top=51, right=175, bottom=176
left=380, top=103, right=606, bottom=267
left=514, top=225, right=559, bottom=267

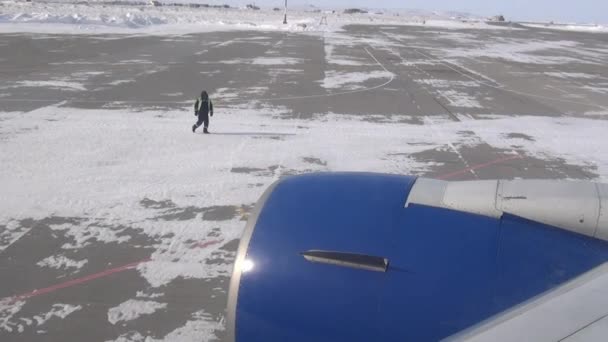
left=245, top=1, right=608, bottom=24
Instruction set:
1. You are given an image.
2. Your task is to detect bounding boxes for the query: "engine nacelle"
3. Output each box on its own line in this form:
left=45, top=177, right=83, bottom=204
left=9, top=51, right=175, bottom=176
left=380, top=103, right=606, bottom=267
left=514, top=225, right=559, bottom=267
left=227, top=173, right=608, bottom=341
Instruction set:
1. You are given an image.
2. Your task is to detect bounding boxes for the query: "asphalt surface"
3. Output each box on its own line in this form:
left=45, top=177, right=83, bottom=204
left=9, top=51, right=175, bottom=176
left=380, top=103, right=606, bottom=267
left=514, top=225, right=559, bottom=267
left=1, top=23, right=608, bottom=341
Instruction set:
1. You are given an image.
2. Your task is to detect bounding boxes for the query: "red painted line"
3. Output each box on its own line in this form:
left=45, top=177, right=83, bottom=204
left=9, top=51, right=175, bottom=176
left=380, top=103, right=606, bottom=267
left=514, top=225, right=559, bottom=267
left=4, top=239, right=224, bottom=305
left=191, top=239, right=224, bottom=249
left=437, top=154, right=522, bottom=180
left=6, top=259, right=150, bottom=304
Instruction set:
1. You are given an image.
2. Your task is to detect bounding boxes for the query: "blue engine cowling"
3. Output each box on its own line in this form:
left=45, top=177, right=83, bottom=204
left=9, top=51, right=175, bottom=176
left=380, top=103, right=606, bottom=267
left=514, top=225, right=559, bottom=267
left=227, top=173, right=608, bottom=341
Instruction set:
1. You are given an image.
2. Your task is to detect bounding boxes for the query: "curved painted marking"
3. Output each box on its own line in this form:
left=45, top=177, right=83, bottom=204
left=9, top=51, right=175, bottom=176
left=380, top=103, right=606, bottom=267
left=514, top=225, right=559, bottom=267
left=0, top=48, right=395, bottom=105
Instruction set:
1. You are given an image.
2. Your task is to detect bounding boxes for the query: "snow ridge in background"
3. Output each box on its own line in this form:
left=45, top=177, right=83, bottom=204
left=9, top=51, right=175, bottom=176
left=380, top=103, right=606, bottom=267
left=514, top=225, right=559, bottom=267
left=0, top=1, right=517, bottom=34
left=523, top=23, right=608, bottom=33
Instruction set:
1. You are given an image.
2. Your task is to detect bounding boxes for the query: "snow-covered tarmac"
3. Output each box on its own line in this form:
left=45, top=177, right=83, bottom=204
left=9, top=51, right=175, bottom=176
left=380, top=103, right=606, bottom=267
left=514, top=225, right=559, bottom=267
left=1, top=7, right=608, bottom=341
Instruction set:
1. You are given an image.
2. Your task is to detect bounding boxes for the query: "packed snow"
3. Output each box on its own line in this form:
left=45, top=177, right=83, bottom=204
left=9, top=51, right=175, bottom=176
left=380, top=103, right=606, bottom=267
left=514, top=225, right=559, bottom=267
left=0, top=300, right=25, bottom=333
left=32, top=304, right=82, bottom=325
left=108, top=300, right=167, bottom=324
left=320, top=70, right=394, bottom=90
left=2, top=105, right=608, bottom=226
left=107, top=309, right=223, bottom=342
left=1, top=302, right=81, bottom=333
left=36, top=255, right=88, bottom=271
left=416, top=79, right=480, bottom=89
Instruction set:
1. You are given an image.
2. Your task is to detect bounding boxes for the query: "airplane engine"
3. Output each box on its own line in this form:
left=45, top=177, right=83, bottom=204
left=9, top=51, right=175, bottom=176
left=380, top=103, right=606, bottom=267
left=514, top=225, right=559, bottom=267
left=227, top=173, right=608, bottom=342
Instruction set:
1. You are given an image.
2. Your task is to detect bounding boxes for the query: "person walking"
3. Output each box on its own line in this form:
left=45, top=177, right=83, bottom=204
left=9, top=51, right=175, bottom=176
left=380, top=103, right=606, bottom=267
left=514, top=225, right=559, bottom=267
left=192, top=90, right=214, bottom=134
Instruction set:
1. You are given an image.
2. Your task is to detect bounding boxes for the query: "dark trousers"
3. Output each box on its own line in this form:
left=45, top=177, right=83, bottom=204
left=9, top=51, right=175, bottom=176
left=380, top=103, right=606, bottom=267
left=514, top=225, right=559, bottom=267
left=195, top=112, right=209, bottom=129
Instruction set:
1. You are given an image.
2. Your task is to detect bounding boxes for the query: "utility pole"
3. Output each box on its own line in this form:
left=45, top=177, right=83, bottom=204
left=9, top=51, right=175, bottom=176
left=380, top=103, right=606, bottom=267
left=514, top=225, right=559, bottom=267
left=283, top=0, right=288, bottom=24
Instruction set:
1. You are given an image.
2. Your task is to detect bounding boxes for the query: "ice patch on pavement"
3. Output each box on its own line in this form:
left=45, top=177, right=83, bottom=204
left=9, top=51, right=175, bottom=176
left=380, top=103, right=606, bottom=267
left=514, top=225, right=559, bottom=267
left=437, top=90, right=483, bottom=108
left=108, top=299, right=167, bottom=325
left=320, top=70, right=394, bottom=90
left=433, top=31, right=482, bottom=45
left=582, top=86, right=608, bottom=94
left=251, top=57, right=302, bottom=65
left=585, top=110, right=608, bottom=117
left=443, top=39, right=596, bottom=65
left=161, top=92, right=183, bottom=97
left=37, top=255, right=88, bottom=271
left=544, top=72, right=599, bottom=79
left=204, top=57, right=302, bottom=66
left=14, top=80, right=87, bottom=91
left=213, top=87, right=240, bottom=100
left=416, top=79, right=480, bottom=88
left=268, top=68, right=305, bottom=82
left=71, top=71, right=107, bottom=80
left=136, top=291, right=163, bottom=299
left=328, top=58, right=371, bottom=66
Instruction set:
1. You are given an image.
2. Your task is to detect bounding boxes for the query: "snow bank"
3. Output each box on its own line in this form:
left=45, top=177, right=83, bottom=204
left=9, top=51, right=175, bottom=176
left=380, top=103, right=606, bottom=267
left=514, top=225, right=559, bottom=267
left=523, top=23, right=608, bottom=34
left=0, top=2, right=323, bottom=33
left=0, top=1, right=521, bottom=34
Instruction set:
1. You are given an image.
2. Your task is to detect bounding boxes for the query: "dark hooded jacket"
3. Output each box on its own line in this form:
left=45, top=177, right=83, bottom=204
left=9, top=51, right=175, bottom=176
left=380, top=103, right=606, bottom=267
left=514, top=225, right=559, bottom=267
left=194, top=91, right=214, bottom=116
